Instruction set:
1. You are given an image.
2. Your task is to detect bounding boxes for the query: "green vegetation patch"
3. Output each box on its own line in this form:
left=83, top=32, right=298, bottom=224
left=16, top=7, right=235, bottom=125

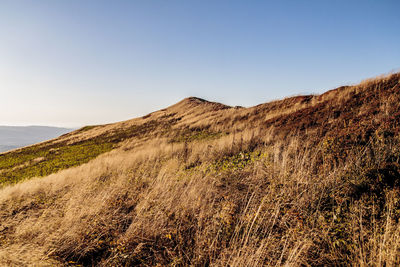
left=0, top=117, right=182, bottom=186
left=0, top=140, right=114, bottom=185
left=171, top=129, right=226, bottom=143
left=210, top=150, right=267, bottom=172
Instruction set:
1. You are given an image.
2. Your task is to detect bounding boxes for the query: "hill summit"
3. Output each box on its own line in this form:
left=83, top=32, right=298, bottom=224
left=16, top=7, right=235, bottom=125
left=0, top=73, right=399, bottom=266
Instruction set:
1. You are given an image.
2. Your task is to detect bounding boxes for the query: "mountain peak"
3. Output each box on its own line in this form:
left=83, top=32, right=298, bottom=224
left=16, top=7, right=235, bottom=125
left=182, top=96, right=209, bottom=103
left=167, top=96, right=230, bottom=113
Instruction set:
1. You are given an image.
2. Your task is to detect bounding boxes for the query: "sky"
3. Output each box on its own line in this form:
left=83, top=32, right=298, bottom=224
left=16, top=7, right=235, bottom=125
left=0, top=0, right=399, bottom=127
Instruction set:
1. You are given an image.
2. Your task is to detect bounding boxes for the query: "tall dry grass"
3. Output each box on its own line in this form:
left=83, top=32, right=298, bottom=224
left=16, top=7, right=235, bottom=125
left=0, top=127, right=399, bottom=266
left=0, top=72, right=399, bottom=266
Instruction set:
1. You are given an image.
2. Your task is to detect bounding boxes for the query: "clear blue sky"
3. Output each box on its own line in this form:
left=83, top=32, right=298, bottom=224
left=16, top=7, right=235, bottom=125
left=1, top=0, right=399, bottom=127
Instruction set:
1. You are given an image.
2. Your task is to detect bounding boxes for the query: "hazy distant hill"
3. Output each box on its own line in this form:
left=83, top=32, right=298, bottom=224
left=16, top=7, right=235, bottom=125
left=0, top=126, right=73, bottom=152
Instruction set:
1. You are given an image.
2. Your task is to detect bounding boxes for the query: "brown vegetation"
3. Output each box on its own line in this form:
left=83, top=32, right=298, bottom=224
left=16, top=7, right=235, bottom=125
left=0, top=73, right=399, bottom=266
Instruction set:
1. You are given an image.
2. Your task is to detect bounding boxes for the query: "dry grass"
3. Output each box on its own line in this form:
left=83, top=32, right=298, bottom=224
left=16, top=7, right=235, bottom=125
left=0, top=73, right=399, bottom=266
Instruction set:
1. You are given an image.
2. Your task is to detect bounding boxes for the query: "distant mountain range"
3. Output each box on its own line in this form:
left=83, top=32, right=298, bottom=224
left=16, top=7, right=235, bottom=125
left=0, top=126, right=73, bottom=152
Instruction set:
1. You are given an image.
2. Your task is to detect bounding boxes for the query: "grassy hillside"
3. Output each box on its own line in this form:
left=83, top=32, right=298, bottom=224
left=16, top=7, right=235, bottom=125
left=0, top=73, right=399, bottom=266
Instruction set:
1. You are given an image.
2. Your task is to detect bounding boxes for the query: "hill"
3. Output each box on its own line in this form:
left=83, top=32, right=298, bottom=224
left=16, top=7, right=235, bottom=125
left=0, top=126, right=73, bottom=153
left=0, top=73, right=399, bottom=266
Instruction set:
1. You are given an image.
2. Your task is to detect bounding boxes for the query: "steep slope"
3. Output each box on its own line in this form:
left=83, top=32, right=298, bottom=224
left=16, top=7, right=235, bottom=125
left=0, top=73, right=399, bottom=266
left=0, top=97, right=229, bottom=185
